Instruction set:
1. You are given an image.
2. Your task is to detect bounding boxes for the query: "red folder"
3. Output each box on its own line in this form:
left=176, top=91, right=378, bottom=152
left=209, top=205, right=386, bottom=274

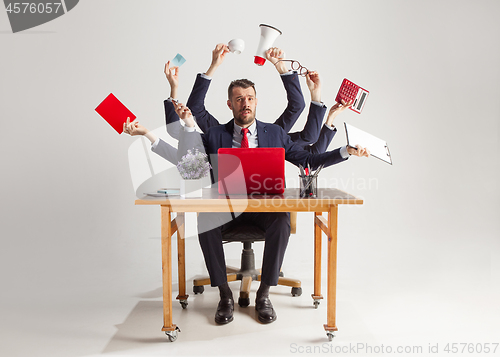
left=95, top=93, right=136, bottom=134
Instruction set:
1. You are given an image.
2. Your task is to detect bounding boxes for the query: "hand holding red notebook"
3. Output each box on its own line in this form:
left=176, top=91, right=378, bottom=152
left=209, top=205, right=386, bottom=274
left=95, top=93, right=136, bottom=134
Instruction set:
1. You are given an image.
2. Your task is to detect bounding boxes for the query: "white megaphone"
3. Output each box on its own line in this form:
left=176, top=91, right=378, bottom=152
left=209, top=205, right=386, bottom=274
left=254, top=24, right=282, bottom=66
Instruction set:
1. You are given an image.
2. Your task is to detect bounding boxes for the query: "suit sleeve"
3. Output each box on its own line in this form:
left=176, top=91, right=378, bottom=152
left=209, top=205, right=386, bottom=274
left=164, top=99, right=182, bottom=140
left=151, top=138, right=179, bottom=165
left=281, top=128, right=347, bottom=170
left=273, top=72, right=305, bottom=133
left=177, top=128, right=207, bottom=163
left=178, top=128, right=217, bottom=184
left=288, top=102, right=326, bottom=148
left=186, top=74, right=221, bottom=134
left=306, top=124, right=337, bottom=154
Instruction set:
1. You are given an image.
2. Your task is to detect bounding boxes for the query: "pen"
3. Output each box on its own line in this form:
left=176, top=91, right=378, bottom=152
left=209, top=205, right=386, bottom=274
left=300, top=176, right=314, bottom=197
left=299, top=164, right=305, bottom=176
left=299, top=164, right=308, bottom=187
left=313, top=164, right=324, bottom=178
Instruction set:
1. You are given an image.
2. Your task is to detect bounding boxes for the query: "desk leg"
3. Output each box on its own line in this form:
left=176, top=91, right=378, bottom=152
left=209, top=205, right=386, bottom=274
left=176, top=212, right=189, bottom=308
left=312, top=212, right=323, bottom=308
left=324, top=205, right=338, bottom=339
left=161, top=206, right=178, bottom=338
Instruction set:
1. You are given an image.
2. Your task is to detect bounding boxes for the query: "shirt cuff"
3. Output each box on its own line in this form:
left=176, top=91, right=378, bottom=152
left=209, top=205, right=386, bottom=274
left=184, top=126, right=196, bottom=132
left=324, top=123, right=336, bottom=131
left=200, top=73, right=212, bottom=80
left=151, top=138, right=161, bottom=150
left=340, top=145, right=350, bottom=159
left=167, top=97, right=178, bottom=103
left=312, top=100, right=324, bottom=107
left=280, top=70, right=293, bottom=76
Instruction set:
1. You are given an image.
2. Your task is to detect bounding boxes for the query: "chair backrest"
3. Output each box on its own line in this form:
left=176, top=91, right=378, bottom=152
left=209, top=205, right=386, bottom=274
left=222, top=212, right=297, bottom=243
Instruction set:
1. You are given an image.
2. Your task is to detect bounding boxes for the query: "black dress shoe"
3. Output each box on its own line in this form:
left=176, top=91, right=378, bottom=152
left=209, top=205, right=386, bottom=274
left=215, top=297, right=234, bottom=324
left=255, top=296, right=277, bottom=324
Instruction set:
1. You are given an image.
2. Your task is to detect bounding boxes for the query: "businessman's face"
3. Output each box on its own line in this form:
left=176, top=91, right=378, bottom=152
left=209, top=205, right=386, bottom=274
left=227, top=86, right=258, bottom=128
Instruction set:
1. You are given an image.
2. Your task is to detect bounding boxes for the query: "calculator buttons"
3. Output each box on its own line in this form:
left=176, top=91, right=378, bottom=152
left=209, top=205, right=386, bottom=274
left=335, top=78, right=369, bottom=114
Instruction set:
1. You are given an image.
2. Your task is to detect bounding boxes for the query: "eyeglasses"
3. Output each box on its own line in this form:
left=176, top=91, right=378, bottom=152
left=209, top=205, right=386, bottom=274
left=275, top=59, right=310, bottom=77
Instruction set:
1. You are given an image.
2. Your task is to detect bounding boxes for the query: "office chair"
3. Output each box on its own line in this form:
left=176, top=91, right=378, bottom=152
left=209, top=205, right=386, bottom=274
left=193, top=212, right=302, bottom=307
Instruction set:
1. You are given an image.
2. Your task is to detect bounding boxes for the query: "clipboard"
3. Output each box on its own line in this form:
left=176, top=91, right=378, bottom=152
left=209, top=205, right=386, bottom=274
left=344, top=123, right=392, bottom=165
left=95, top=93, right=136, bottom=134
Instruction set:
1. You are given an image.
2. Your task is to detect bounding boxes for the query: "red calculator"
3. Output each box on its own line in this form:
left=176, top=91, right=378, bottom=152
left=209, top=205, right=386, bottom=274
left=335, top=78, right=369, bottom=114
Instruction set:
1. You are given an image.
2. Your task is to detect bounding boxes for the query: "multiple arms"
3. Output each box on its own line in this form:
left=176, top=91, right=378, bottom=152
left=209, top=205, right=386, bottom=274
left=122, top=43, right=369, bottom=170
left=287, top=71, right=324, bottom=146
left=188, top=44, right=306, bottom=135
left=123, top=117, right=157, bottom=143
left=163, top=61, right=183, bottom=140
left=122, top=118, right=179, bottom=165
left=306, top=99, right=353, bottom=154
left=205, top=43, right=230, bottom=78
left=184, top=44, right=229, bottom=133
left=267, top=47, right=306, bottom=133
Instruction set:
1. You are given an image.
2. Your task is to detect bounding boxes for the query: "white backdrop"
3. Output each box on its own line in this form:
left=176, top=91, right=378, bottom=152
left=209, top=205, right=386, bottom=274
left=1, top=1, right=499, bottom=356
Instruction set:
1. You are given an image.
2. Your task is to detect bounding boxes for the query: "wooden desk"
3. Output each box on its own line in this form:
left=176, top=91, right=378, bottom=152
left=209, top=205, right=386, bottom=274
left=136, top=187, right=363, bottom=341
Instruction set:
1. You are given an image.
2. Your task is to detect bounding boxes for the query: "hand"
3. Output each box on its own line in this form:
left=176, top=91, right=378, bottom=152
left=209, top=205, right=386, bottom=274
left=306, top=71, right=321, bottom=102
left=123, top=117, right=149, bottom=136
left=265, top=47, right=285, bottom=64
left=347, top=145, right=370, bottom=157
left=164, top=61, right=179, bottom=98
left=265, top=47, right=287, bottom=74
left=325, top=99, right=352, bottom=127
left=205, top=43, right=230, bottom=77
left=174, top=102, right=196, bottom=128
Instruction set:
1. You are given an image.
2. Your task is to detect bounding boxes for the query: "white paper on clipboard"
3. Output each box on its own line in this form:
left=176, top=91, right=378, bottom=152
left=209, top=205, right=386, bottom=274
left=344, top=123, right=392, bottom=165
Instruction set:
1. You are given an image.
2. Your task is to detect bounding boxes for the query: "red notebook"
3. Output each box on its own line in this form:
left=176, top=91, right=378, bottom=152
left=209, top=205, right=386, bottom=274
left=95, top=93, right=136, bottom=134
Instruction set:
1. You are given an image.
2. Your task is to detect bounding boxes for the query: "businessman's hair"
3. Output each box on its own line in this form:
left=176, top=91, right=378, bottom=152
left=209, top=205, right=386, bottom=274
left=228, top=79, right=256, bottom=100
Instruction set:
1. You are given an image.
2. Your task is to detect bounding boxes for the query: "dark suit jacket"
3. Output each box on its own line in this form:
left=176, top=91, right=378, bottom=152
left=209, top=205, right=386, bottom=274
left=164, top=99, right=182, bottom=140
left=178, top=119, right=347, bottom=185
left=288, top=102, right=337, bottom=154
left=308, top=124, right=337, bottom=155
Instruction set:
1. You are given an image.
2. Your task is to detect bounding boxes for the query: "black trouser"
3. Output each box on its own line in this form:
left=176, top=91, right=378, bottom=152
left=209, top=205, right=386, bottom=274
left=197, top=212, right=290, bottom=287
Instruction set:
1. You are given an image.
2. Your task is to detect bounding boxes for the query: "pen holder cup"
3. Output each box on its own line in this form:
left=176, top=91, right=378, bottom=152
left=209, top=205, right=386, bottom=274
left=299, top=174, right=317, bottom=198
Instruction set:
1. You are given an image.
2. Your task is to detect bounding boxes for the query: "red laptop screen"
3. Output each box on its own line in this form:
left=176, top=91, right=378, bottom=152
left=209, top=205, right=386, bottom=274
left=218, top=148, right=285, bottom=195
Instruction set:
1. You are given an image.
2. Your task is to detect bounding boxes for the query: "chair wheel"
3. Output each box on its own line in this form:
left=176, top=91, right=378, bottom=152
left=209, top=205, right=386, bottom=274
left=279, top=271, right=284, bottom=277
left=180, top=300, right=188, bottom=309
left=291, top=287, right=302, bottom=297
left=165, top=326, right=181, bottom=342
left=166, top=331, right=177, bottom=342
left=193, top=285, right=204, bottom=294
left=238, top=297, right=250, bottom=307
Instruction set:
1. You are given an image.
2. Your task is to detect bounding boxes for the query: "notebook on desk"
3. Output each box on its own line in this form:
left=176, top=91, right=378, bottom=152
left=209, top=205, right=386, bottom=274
left=217, top=148, right=285, bottom=195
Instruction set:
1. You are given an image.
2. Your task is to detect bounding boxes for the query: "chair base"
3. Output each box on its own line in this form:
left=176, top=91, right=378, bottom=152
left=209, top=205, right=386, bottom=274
left=193, top=246, right=302, bottom=307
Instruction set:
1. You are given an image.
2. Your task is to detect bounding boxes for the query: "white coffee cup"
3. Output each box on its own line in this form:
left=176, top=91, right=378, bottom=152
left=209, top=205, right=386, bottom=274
left=228, top=39, right=245, bottom=55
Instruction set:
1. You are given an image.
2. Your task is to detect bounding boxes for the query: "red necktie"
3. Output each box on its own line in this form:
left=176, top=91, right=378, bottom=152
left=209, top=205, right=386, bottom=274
left=241, top=128, right=249, bottom=149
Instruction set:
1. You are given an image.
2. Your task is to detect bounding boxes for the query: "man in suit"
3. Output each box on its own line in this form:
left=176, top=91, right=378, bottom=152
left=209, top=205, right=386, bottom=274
left=166, top=44, right=347, bottom=154
left=175, top=76, right=368, bottom=325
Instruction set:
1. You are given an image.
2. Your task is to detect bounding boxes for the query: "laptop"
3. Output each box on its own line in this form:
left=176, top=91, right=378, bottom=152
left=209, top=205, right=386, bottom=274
left=217, top=148, right=285, bottom=195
